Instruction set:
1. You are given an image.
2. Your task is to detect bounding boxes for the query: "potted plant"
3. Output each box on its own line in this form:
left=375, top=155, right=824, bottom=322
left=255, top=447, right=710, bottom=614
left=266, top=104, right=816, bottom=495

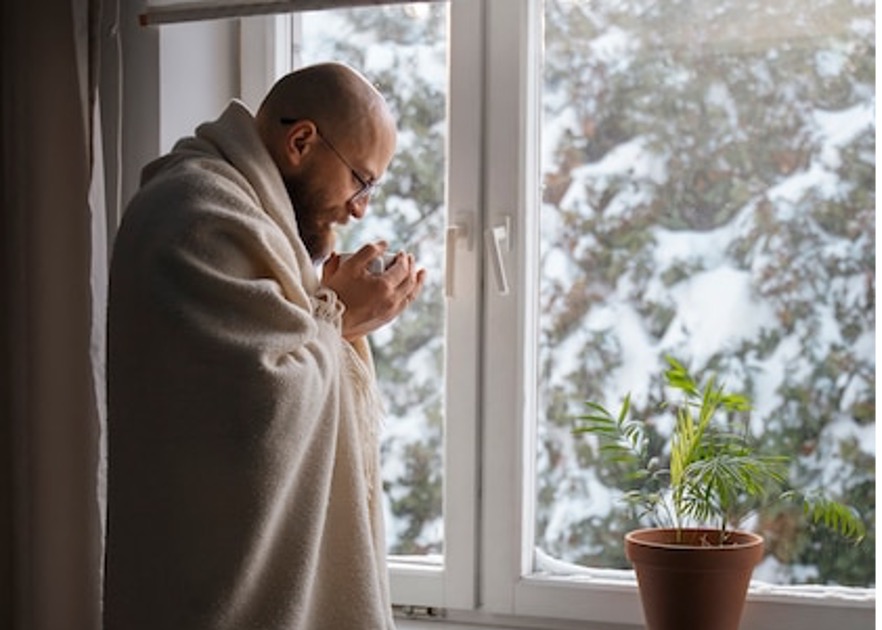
left=574, top=356, right=866, bottom=630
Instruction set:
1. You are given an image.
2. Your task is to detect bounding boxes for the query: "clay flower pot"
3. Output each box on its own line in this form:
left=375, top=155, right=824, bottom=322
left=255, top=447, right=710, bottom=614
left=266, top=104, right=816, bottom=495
left=625, top=527, right=764, bottom=630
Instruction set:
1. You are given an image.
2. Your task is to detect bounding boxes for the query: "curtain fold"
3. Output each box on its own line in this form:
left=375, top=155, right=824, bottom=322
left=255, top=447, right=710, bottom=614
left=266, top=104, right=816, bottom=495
left=140, top=0, right=447, bottom=26
left=1, top=0, right=118, bottom=628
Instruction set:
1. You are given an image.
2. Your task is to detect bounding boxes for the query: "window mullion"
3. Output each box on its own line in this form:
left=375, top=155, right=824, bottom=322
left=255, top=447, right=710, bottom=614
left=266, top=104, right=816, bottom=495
left=441, top=0, right=487, bottom=612
left=478, top=0, right=542, bottom=615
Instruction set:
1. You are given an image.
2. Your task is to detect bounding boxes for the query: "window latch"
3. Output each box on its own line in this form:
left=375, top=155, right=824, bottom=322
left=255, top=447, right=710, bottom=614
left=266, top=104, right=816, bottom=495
left=445, top=210, right=474, bottom=298
left=392, top=604, right=446, bottom=621
left=486, top=215, right=511, bottom=296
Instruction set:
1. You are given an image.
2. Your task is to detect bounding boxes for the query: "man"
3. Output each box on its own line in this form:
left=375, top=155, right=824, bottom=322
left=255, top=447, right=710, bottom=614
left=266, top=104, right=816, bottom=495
left=104, top=62, right=424, bottom=629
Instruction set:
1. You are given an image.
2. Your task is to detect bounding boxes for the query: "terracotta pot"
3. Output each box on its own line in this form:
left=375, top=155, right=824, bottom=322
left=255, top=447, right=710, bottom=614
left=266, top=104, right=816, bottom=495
left=625, top=527, right=764, bottom=630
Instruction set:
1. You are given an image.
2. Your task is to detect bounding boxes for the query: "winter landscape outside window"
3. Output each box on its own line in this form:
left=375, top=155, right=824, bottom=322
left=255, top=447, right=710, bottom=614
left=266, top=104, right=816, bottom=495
left=536, top=0, right=875, bottom=587
left=296, top=4, right=449, bottom=558
left=286, top=0, right=874, bottom=595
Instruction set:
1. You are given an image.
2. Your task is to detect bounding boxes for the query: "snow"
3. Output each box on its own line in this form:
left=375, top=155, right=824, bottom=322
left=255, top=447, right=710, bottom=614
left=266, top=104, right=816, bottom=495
left=542, top=108, right=580, bottom=166
left=297, top=3, right=874, bottom=586
left=588, top=25, right=638, bottom=71
left=535, top=10, right=874, bottom=580
left=813, top=103, right=875, bottom=149
left=660, top=267, right=777, bottom=366
left=754, top=555, right=820, bottom=583
left=566, top=137, right=669, bottom=206
left=593, top=302, right=658, bottom=406
left=652, top=224, right=732, bottom=273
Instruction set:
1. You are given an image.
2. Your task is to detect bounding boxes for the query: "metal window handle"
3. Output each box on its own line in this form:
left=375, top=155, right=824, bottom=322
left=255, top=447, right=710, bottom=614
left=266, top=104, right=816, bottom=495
left=486, top=219, right=510, bottom=296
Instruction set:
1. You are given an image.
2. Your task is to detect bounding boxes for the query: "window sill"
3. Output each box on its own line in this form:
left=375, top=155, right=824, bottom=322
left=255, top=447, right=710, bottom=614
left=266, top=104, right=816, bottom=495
left=389, top=555, right=875, bottom=630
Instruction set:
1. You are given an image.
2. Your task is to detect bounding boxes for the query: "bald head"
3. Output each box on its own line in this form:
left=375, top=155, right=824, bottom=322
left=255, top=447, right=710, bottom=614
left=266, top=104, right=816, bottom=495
left=255, top=62, right=396, bottom=164
left=253, top=63, right=398, bottom=261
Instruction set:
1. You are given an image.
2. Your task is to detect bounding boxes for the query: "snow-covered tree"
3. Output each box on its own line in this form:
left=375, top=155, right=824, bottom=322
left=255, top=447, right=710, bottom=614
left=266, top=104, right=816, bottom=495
left=299, top=0, right=875, bottom=585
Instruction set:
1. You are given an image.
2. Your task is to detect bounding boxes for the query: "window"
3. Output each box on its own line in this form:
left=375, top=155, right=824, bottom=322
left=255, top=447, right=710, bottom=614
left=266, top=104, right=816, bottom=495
left=282, top=2, right=480, bottom=610
left=295, top=2, right=450, bottom=561
left=536, top=0, right=875, bottom=589
left=254, top=0, right=874, bottom=626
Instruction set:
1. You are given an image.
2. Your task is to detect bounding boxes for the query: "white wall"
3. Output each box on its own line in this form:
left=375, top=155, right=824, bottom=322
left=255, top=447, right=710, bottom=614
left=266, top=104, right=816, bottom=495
left=159, top=19, right=239, bottom=153
left=120, top=9, right=239, bottom=208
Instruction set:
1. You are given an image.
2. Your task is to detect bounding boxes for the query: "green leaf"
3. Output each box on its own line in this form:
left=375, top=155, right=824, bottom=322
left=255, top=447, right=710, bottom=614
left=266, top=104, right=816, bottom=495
left=799, top=494, right=867, bottom=542
left=571, top=358, right=868, bottom=546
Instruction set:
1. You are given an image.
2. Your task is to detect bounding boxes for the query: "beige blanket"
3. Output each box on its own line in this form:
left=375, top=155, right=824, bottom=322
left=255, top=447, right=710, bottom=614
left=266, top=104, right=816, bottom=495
left=105, top=101, right=394, bottom=629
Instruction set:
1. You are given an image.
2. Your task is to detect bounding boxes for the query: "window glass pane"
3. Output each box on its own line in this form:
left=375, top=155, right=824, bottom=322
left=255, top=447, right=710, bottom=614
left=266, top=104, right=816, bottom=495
left=537, top=0, right=874, bottom=586
left=296, top=4, right=448, bottom=557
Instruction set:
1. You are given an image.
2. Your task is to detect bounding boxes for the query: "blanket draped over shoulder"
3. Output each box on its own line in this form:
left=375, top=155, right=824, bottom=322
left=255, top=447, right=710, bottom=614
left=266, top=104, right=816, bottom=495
left=104, top=101, right=394, bottom=630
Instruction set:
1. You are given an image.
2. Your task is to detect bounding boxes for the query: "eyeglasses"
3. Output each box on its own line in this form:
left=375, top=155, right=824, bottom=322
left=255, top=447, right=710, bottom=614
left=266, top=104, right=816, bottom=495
left=280, top=118, right=378, bottom=204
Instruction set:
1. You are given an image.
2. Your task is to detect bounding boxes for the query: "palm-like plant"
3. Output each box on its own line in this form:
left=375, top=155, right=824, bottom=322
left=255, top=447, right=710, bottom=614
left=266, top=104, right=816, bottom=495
left=574, top=356, right=866, bottom=544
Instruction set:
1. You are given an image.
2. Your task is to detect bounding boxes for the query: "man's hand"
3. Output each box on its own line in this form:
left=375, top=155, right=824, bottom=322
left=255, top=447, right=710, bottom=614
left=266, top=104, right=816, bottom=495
left=321, top=241, right=426, bottom=341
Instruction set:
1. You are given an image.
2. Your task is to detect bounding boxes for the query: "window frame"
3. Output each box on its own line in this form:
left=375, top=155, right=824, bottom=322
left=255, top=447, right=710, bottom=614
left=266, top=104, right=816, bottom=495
left=244, top=1, right=876, bottom=626
left=475, top=1, right=874, bottom=627
left=378, top=0, right=488, bottom=610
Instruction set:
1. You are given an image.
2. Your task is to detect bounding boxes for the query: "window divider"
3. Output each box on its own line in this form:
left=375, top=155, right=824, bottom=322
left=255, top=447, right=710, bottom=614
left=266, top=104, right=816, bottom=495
left=478, top=0, right=542, bottom=615
left=441, top=0, right=487, bottom=612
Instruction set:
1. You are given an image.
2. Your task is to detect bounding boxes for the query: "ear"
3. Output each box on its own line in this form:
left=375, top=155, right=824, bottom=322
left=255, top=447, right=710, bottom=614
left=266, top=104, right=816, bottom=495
left=284, top=120, right=318, bottom=166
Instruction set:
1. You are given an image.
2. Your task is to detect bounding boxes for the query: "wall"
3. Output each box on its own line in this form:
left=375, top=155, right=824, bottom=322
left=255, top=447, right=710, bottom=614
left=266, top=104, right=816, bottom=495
left=158, top=20, right=239, bottom=153
left=120, top=7, right=239, bottom=208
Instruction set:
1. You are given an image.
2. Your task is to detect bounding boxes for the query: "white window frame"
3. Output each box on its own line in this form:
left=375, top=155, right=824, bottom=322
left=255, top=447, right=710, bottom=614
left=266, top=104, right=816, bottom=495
left=237, top=5, right=484, bottom=612
left=387, top=0, right=485, bottom=611
left=475, top=2, right=874, bottom=628
left=241, top=1, right=877, bottom=627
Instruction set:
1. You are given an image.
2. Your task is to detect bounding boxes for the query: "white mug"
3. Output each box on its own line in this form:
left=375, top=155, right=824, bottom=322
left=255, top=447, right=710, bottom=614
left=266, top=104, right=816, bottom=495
left=338, top=251, right=396, bottom=275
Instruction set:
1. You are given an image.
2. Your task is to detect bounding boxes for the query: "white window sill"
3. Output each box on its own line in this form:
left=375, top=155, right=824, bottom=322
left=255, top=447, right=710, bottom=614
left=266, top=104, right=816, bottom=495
left=390, top=554, right=875, bottom=630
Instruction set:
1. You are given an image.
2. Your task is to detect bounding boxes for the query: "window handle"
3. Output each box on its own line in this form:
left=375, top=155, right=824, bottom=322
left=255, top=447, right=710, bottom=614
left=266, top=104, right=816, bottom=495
left=486, top=217, right=510, bottom=296
left=445, top=212, right=473, bottom=298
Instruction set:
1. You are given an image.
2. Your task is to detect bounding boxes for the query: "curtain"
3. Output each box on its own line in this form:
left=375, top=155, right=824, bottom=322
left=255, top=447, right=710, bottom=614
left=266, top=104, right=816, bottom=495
left=0, top=0, right=119, bottom=627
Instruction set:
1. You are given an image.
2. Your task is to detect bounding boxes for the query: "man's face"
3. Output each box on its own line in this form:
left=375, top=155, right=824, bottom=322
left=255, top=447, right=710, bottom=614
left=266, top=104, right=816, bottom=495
left=284, top=124, right=394, bottom=263
left=283, top=159, right=354, bottom=263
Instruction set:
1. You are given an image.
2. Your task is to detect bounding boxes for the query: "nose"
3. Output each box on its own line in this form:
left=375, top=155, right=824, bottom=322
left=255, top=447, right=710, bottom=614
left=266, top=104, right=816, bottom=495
left=348, top=195, right=369, bottom=219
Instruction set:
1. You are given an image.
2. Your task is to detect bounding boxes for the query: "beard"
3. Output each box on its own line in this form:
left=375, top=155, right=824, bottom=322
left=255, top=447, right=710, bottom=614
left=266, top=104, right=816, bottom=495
left=283, top=171, right=337, bottom=263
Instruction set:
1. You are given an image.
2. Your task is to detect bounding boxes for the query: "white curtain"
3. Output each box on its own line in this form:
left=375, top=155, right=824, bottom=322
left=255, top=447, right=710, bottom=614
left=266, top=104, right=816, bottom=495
left=0, top=0, right=119, bottom=627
